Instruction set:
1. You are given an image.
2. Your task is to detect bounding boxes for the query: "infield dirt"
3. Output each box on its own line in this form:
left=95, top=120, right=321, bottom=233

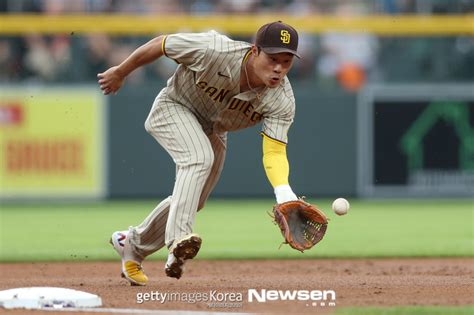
left=0, top=258, right=473, bottom=314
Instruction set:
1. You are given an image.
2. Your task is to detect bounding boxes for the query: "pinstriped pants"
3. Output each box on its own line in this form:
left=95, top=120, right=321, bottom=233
left=128, top=95, right=226, bottom=259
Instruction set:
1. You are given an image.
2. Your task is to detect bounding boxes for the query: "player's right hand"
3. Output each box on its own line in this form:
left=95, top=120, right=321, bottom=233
left=97, top=66, right=125, bottom=95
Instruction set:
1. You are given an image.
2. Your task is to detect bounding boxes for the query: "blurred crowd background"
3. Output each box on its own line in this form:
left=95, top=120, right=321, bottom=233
left=1, top=0, right=473, bottom=91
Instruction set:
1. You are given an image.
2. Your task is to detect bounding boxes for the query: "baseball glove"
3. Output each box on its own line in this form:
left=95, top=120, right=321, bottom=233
left=271, top=199, right=328, bottom=252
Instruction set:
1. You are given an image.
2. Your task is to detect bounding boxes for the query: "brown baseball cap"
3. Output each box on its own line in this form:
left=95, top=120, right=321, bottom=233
left=255, top=21, right=300, bottom=58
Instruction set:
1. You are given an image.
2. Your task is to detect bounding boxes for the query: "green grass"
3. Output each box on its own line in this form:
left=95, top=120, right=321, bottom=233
left=335, top=306, right=474, bottom=315
left=0, top=199, right=473, bottom=262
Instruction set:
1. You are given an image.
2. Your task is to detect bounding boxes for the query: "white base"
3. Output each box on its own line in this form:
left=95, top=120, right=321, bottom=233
left=0, top=287, right=102, bottom=309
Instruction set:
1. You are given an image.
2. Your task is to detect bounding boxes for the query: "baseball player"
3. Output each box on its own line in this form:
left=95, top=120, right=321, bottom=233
left=99, top=21, right=301, bottom=286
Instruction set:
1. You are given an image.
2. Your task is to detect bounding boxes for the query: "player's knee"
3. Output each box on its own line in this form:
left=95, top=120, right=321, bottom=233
left=197, top=149, right=215, bottom=172
left=144, top=117, right=154, bottom=134
left=187, top=149, right=214, bottom=175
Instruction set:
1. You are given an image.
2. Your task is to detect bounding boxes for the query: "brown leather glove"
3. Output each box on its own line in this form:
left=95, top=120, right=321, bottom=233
left=271, top=199, right=329, bottom=252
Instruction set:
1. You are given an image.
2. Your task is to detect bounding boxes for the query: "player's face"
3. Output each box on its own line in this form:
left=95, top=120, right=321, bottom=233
left=253, top=48, right=294, bottom=88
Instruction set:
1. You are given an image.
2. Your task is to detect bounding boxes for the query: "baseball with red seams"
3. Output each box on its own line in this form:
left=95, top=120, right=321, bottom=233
left=332, top=198, right=350, bottom=215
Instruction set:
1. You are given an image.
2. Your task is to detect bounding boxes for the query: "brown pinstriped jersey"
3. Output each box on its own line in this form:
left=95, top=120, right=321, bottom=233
left=161, top=31, right=296, bottom=143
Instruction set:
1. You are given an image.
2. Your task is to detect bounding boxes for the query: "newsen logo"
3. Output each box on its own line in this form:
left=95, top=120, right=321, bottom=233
left=248, top=289, right=336, bottom=306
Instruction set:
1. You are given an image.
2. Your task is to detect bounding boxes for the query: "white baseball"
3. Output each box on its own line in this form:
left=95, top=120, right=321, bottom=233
left=332, top=198, right=350, bottom=215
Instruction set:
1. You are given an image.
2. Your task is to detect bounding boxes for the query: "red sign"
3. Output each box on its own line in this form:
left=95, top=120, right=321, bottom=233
left=0, top=103, right=24, bottom=126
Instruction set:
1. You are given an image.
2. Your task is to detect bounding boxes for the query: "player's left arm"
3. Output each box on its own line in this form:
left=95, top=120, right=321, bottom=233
left=262, top=134, right=298, bottom=204
left=261, top=80, right=298, bottom=203
left=98, top=35, right=166, bottom=95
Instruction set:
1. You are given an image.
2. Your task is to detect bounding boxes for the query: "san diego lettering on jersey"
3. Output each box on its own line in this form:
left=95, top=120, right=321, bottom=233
left=228, top=98, right=262, bottom=122
left=196, top=81, right=230, bottom=103
left=196, top=80, right=263, bottom=123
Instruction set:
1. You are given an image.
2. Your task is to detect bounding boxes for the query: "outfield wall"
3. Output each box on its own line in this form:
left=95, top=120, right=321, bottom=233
left=2, top=82, right=472, bottom=200
left=107, top=82, right=474, bottom=199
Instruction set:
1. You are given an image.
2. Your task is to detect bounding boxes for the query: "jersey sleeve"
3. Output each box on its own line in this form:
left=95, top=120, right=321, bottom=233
left=163, top=32, right=213, bottom=72
left=261, top=83, right=296, bottom=144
